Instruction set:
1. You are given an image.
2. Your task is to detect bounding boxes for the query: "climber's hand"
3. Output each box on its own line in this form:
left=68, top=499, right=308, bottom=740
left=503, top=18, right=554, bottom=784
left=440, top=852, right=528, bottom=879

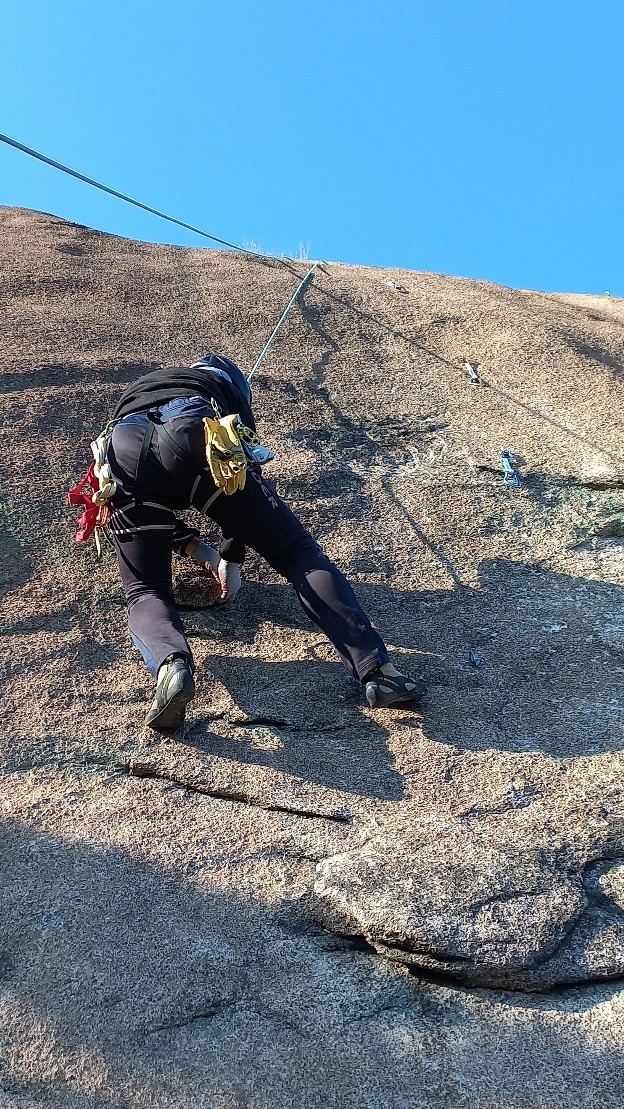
left=215, top=559, right=242, bottom=604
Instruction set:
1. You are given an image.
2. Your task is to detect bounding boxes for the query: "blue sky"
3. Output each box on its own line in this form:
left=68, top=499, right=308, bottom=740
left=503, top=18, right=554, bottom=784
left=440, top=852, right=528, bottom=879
left=1, top=1, right=622, bottom=294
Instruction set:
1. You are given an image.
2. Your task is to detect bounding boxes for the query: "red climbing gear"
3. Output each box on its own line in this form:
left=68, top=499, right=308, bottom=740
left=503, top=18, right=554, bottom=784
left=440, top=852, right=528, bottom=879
left=67, top=462, right=112, bottom=549
left=67, top=427, right=117, bottom=554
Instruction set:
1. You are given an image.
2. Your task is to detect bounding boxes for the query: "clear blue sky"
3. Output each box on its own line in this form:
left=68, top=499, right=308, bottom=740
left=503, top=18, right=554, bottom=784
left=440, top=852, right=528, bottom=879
left=1, top=1, right=622, bottom=294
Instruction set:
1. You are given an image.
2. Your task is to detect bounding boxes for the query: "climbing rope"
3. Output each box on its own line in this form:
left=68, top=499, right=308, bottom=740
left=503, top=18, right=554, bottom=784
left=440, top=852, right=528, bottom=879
left=248, top=261, right=322, bottom=382
left=0, top=132, right=271, bottom=260
left=1, top=131, right=327, bottom=383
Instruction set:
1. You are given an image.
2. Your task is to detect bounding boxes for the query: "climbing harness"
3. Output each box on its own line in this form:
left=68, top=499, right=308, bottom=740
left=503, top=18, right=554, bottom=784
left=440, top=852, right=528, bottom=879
left=66, top=246, right=316, bottom=549
left=498, top=449, right=522, bottom=489
left=67, top=424, right=117, bottom=555
left=68, top=405, right=277, bottom=550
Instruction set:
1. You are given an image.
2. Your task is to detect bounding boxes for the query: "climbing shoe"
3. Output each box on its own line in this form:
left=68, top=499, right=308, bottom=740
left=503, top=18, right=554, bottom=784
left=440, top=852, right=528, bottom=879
left=364, top=662, right=426, bottom=708
left=144, top=655, right=195, bottom=731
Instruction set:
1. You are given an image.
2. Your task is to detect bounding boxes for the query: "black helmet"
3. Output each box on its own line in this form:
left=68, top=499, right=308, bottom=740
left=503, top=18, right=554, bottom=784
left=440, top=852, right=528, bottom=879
left=191, top=353, right=251, bottom=405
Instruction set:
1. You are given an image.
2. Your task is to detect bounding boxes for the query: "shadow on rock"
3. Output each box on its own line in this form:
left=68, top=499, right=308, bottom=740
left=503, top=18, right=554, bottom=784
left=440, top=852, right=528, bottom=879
left=1, top=811, right=624, bottom=1109
left=0, top=360, right=163, bottom=394
left=185, top=652, right=407, bottom=803
left=180, top=556, right=624, bottom=761
left=418, top=557, right=624, bottom=758
left=177, top=574, right=451, bottom=651
left=0, top=522, right=32, bottom=602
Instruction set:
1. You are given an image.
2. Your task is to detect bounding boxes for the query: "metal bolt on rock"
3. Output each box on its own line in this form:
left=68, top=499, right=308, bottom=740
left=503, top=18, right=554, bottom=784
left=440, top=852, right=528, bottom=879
left=465, top=361, right=483, bottom=385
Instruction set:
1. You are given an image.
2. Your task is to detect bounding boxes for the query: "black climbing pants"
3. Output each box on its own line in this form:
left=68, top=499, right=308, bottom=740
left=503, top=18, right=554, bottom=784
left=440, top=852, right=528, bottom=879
left=107, top=407, right=388, bottom=681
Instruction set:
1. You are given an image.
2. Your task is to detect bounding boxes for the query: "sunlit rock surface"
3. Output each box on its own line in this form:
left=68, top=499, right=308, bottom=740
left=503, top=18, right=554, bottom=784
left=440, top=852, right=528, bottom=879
left=1, top=206, right=624, bottom=1106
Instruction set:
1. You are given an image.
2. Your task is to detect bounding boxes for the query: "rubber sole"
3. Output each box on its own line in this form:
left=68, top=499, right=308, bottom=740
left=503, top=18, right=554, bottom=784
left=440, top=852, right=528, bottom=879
left=365, top=677, right=427, bottom=709
left=144, top=669, right=196, bottom=731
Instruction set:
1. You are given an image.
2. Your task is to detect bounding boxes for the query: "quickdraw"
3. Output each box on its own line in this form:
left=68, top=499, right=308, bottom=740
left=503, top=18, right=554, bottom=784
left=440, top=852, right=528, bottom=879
left=238, top=421, right=275, bottom=466
left=67, top=425, right=117, bottom=555
left=497, top=448, right=522, bottom=490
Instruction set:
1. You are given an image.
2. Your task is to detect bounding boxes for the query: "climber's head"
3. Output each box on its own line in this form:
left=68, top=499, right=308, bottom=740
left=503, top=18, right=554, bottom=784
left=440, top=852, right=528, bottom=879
left=191, top=353, right=252, bottom=405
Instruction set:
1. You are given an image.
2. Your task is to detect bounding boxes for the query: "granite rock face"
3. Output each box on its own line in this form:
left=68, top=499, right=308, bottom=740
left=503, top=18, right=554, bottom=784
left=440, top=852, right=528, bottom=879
left=315, top=786, right=624, bottom=989
left=2, top=206, right=624, bottom=1105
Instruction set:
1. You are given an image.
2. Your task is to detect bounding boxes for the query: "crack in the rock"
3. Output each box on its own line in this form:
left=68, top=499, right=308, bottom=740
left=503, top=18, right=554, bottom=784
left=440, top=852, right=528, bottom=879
left=371, top=935, right=475, bottom=964
left=125, top=760, right=352, bottom=824
left=530, top=971, right=624, bottom=995
left=241, top=1003, right=304, bottom=1035
left=576, top=479, right=624, bottom=491
left=342, top=1003, right=413, bottom=1026
left=198, top=711, right=350, bottom=735
left=144, top=1000, right=237, bottom=1035
left=458, top=792, right=542, bottom=819
left=310, top=925, right=484, bottom=987
left=289, top=723, right=350, bottom=735
left=199, top=710, right=290, bottom=728
left=228, top=714, right=350, bottom=735
left=314, top=925, right=624, bottom=996
left=473, top=469, right=624, bottom=492
left=228, top=713, right=289, bottom=728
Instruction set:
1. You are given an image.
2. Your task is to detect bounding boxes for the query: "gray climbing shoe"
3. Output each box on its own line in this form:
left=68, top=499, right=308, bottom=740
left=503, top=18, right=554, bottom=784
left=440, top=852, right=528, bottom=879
left=364, top=662, right=426, bottom=708
left=145, top=655, right=195, bottom=731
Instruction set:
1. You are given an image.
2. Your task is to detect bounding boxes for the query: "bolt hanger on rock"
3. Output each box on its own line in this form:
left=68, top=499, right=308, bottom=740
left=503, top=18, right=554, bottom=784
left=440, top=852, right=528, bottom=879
left=465, top=360, right=484, bottom=386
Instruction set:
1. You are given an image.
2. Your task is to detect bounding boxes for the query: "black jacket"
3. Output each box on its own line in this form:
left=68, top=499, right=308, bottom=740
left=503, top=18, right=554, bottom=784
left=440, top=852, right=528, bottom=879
left=112, top=365, right=256, bottom=430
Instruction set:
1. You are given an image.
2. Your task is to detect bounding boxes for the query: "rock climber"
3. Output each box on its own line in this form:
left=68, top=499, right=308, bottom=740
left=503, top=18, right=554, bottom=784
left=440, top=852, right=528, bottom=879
left=100, top=354, right=426, bottom=729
